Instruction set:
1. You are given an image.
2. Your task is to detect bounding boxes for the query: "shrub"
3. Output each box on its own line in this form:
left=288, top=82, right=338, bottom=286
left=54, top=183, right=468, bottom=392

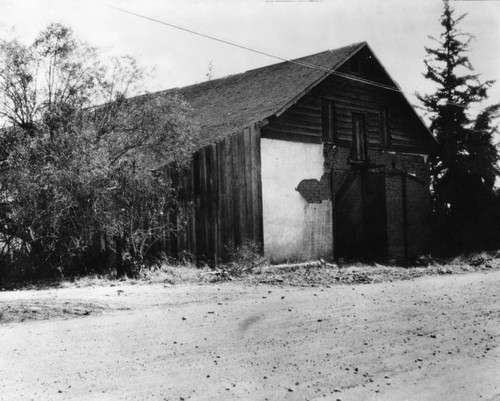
left=218, top=240, right=265, bottom=279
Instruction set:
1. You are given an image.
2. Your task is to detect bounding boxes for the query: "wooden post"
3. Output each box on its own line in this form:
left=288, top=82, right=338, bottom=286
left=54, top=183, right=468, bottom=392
left=331, top=170, right=337, bottom=261
left=402, top=173, right=409, bottom=260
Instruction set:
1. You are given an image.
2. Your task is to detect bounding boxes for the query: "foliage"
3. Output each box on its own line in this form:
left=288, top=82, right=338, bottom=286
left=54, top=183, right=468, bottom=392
left=216, top=240, right=265, bottom=279
left=135, top=261, right=206, bottom=285
left=418, top=0, right=500, bottom=253
left=0, top=23, right=198, bottom=280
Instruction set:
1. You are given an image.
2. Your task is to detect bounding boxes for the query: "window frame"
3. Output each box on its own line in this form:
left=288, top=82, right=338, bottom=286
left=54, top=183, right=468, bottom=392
left=379, top=107, right=391, bottom=149
left=351, top=111, right=368, bottom=162
left=321, top=98, right=336, bottom=144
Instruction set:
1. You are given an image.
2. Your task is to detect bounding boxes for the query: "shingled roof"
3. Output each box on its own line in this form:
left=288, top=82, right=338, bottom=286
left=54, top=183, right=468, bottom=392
left=159, top=41, right=366, bottom=147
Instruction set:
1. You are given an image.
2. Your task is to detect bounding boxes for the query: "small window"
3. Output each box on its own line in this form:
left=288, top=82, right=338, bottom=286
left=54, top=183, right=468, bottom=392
left=321, top=98, right=335, bottom=144
left=351, top=112, right=367, bottom=161
left=379, top=108, right=390, bottom=149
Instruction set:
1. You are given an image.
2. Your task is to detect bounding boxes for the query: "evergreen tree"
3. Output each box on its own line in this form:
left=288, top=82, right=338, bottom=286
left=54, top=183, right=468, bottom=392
left=418, top=0, right=500, bottom=253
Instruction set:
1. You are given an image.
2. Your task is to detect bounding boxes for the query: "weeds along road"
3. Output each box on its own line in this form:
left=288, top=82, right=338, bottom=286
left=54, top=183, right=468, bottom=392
left=0, top=271, right=499, bottom=400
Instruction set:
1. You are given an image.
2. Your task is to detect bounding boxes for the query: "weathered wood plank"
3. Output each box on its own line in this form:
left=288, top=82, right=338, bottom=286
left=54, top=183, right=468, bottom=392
left=249, top=126, right=259, bottom=244
left=176, top=168, right=188, bottom=255
left=261, top=129, right=323, bottom=144
left=262, top=126, right=321, bottom=137
left=223, top=136, right=235, bottom=250
left=205, top=144, right=218, bottom=264
left=200, top=148, right=210, bottom=260
left=193, top=151, right=204, bottom=259
left=243, top=128, right=254, bottom=240
left=190, top=166, right=197, bottom=257
left=253, top=125, right=264, bottom=246
left=284, top=111, right=322, bottom=123
left=291, top=104, right=321, bottom=113
left=230, top=134, right=241, bottom=247
left=280, top=119, right=322, bottom=130
left=335, top=99, right=380, bottom=112
left=182, top=164, right=196, bottom=258
left=236, top=131, right=247, bottom=243
left=267, top=121, right=322, bottom=136
left=321, top=98, right=335, bottom=143
left=216, top=140, right=226, bottom=259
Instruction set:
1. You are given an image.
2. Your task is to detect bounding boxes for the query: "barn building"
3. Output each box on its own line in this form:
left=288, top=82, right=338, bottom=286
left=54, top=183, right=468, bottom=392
left=165, top=42, right=437, bottom=263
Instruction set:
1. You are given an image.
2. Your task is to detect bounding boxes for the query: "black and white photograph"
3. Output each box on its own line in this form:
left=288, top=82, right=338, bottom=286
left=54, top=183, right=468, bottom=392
left=0, top=0, right=499, bottom=399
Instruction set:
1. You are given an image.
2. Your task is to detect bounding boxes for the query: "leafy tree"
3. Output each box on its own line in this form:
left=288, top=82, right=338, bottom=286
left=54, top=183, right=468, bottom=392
left=418, top=0, right=500, bottom=253
left=0, top=23, right=198, bottom=280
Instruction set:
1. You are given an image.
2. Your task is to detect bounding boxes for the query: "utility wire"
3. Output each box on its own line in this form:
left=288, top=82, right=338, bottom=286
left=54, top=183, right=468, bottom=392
left=104, top=4, right=465, bottom=108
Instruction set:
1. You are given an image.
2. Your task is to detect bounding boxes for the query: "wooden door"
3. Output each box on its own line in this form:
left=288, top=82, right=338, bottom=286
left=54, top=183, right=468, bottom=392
left=335, top=173, right=363, bottom=259
left=362, top=172, right=388, bottom=260
left=335, top=171, right=387, bottom=260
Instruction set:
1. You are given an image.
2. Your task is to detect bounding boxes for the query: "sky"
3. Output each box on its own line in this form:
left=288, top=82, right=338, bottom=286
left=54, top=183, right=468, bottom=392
left=0, top=0, right=499, bottom=118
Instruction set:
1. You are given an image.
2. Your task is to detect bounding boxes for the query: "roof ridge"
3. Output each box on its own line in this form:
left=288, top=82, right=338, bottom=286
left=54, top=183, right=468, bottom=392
left=161, top=41, right=367, bottom=94
left=291, top=41, right=366, bottom=64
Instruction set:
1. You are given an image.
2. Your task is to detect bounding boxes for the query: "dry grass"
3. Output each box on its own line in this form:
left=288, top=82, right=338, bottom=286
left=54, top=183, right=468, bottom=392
left=0, top=301, right=106, bottom=324
left=134, top=263, right=211, bottom=284
left=4, top=250, right=500, bottom=291
left=241, top=252, right=500, bottom=286
left=2, top=252, right=500, bottom=325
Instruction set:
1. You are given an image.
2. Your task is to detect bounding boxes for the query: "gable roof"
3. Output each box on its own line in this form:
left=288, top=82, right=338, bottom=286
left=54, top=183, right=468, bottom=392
left=155, top=41, right=433, bottom=148
left=158, top=42, right=364, bottom=147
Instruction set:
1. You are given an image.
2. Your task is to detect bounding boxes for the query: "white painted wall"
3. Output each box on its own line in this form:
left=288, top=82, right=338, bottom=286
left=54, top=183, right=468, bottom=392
left=261, top=138, right=333, bottom=262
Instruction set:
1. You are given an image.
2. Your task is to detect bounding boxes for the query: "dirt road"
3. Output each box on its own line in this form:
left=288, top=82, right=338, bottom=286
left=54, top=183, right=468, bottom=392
left=1, top=271, right=499, bottom=400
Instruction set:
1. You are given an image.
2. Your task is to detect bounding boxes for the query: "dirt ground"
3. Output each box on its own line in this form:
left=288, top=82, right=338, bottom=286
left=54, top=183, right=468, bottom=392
left=0, top=269, right=499, bottom=400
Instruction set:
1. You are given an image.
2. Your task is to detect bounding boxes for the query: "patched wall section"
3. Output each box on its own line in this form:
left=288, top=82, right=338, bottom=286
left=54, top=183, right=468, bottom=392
left=261, top=138, right=431, bottom=262
left=324, top=146, right=431, bottom=259
left=261, top=138, right=333, bottom=262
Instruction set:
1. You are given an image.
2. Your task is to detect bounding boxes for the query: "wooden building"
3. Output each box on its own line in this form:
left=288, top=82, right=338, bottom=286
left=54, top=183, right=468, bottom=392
left=163, top=42, right=437, bottom=263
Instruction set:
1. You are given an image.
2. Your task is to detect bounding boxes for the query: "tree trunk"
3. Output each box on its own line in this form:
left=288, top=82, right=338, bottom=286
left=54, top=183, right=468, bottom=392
left=115, top=235, right=125, bottom=277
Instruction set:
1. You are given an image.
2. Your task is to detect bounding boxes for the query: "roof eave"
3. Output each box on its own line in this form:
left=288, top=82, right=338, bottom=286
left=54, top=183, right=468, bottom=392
left=272, top=42, right=437, bottom=148
left=361, top=43, right=437, bottom=145
left=272, top=42, right=368, bottom=118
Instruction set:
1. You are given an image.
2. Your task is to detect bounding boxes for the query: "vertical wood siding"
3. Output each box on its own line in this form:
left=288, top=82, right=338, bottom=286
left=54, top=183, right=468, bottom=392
left=174, top=124, right=263, bottom=263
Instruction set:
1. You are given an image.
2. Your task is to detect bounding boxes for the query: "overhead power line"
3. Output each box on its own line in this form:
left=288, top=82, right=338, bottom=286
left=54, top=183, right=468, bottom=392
left=104, top=4, right=466, bottom=108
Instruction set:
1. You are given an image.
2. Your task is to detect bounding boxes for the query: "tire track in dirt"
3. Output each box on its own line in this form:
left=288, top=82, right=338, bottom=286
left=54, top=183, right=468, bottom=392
left=0, top=271, right=499, bottom=400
